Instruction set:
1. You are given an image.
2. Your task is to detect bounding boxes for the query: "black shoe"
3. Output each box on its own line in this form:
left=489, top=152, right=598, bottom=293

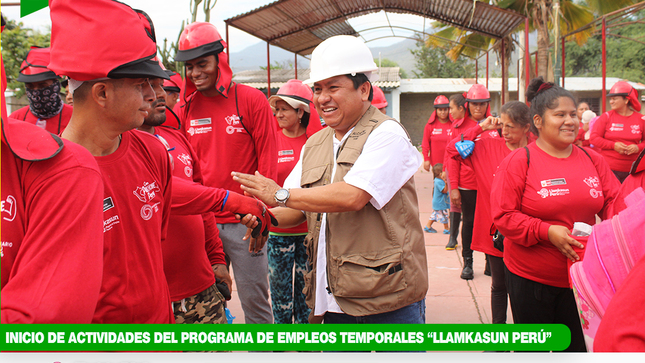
left=445, top=238, right=458, bottom=250
left=461, top=257, right=474, bottom=280
left=484, top=257, right=491, bottom=276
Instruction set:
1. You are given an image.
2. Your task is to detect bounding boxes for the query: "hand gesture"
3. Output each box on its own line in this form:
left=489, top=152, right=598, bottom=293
left=547, top=225, right=584, bottom=262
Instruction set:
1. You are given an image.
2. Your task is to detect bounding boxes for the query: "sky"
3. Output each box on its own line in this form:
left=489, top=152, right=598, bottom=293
left=1, top=0, right=419, bottom=53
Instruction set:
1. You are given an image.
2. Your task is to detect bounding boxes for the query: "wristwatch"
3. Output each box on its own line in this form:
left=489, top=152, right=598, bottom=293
left=274, top=188, right=290, bottom=207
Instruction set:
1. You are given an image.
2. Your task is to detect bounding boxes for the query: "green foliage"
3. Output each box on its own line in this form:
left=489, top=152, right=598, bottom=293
left=410, top=38, right=475, bottom=78
left=1, top=19, right=51, bottom=97
left=374, top=58, right=408, bottom=78
left=564, top=13, right=645, bottom=83
left=260, top=61, right=285, bottom=71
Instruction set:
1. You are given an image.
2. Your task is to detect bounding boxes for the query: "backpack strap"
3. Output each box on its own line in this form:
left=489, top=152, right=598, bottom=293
left=234, top=82, right=251, bottom=137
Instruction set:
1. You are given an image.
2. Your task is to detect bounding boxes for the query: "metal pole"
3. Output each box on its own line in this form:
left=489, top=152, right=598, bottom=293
left=501, top=38, right=506, bottom=105
left=525, top=18, right=531, bottom=88
left=476, top=57, right=478, bottom=83
left=267, top=42, right=271, bottom=98
left=485, top=52, right=489, bottom=89
left=226, top=23, right=230, bottom=65
left=561, top=37, right=566, bottom=88
left=602, top=17, right=607, bottom=113
left=294, top=53, right=298, bottom=80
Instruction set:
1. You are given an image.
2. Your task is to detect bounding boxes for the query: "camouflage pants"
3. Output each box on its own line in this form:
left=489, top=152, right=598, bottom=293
left=173, top=284, right=226, bottom=324
left=267, top=234, right=311, bottom=324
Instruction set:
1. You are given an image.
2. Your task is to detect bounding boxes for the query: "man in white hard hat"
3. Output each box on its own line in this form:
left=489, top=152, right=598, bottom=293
left=234, top=35, right=428, bottom=324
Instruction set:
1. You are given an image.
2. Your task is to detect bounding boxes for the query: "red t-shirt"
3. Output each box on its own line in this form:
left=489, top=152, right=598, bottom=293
left=10, top=104, right=72, bottom=135
left=590, top=110, right=645, bottom=172
left=594, top=254, right=645, bottom=352
left=272, top=131, right=308, bottom=234
left=610, top=171, right=645, bottom=216
left=421, top=113, right=452, bottom=166
left=1, top=135, right=104, bottom=324
left=92, top=130, right=174, bottom=323
left=180, top=84, right=277, bottom=224
left=154, top=126, right=224, bottom=301
left=446, top=116, right=499, bottom=191
left=445, top=125, right=518, bottom=258
left=491, top=143, right=620, bottom=288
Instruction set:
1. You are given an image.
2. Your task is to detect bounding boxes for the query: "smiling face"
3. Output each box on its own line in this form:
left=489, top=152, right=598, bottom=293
left=609, top=95, right=629, bottom=112
left=534, top=96, right=578, bottom=150
left=185, top=54, right=219, bottom=97
left=313, top=75, right=370, bottom=137
left=436, top=107, right=450, bottom=122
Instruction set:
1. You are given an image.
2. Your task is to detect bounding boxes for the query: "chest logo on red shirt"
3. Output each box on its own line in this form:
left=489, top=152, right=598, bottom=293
left=609, top=123, right=624, bottom=132
left=1, top=195, right=17, bottom=222
left=432, top=128, right=443, bottom=135
left=133, top=181, right=162, bottom=221
left=631, top=125, right=641, bottom=134
left=187, top=118, right=213, bottom=136
left=583, top=176, right=603, bottom=199
left=537, top=187, right=570, bottom=199
left=176, top=153, right=194, bottom=178
left=225, top=114, right=245, bottom=135
left=541, top=178, right=566, bottom=187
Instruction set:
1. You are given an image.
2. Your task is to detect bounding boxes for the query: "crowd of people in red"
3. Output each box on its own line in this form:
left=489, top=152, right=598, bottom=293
left=1, top=0, right=644, bottom=354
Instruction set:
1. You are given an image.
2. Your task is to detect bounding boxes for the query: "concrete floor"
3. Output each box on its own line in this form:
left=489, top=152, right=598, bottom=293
left=225, top=164, right=510, bottom=325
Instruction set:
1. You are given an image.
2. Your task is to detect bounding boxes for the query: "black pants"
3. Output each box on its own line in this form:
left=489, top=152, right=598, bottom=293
left=488, top=254, right=508, bottom=324
left=505, top=267, right=586, bottom=352
left=459, top=189, right=477, bottom=260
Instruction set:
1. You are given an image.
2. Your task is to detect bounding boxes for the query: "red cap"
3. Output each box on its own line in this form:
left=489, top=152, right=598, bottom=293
left=176, top=22, right=233, bottom=99
left=608, top=81, right=641, bottom=112
left=371, top=85, right=388, bottom=109
left=175, top=22, right=225, bottom=62
left=48, top=0, right=167, bottom=81
left=434, top=95, right=449, bottom=108
left=466, top=84, right=491, bottom=102
left=163, top=71, right=183, bottom=93
left=17, top=47, right=59, bottom=83
left=269, top=79, right=313, bottom=113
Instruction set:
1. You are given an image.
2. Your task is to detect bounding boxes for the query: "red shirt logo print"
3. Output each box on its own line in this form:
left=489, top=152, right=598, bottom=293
left=133, top=181, right=161, bottom=221
left=225, top=114, right=244, bottom=134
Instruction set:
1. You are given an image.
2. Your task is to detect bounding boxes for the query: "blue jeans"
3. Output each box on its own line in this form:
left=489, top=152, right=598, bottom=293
left=323, top=298, right=426, bottom=324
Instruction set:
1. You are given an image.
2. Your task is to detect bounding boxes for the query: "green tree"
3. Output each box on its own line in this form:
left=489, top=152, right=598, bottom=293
left=374, top=58, right=408, bottom=78
left=260, top=61, right=284, bottom=71
left=1, top=19, right=51, bottom=97
left=564, top=12, right=645, bottom=83
left=410, top=37, right=475, bottom=78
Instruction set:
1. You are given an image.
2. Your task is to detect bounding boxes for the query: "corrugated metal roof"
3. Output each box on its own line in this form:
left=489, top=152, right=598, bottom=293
left=226, top=0, right=526, bottom=55
left=233, top=67, right=401, bottom=89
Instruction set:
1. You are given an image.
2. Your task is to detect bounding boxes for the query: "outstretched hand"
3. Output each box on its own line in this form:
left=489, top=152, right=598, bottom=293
left=231, top=171, right=280, bottom=207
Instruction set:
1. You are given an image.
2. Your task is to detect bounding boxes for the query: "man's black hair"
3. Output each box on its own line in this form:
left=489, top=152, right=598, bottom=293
left=346, top=73, right=374, bottom=102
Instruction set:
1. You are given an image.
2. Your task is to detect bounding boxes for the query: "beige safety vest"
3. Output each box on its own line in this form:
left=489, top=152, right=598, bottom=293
left=300, top=105, right=428, bottom=320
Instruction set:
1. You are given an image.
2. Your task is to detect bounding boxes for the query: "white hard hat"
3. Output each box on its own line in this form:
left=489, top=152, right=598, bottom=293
left=304, top=35, right=379, bottom=85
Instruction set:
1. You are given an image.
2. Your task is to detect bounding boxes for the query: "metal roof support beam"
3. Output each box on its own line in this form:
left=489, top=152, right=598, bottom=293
left=602, top=17, right=607, bottom=113
left=267, top=42, right=272, bottom=97
left=226, top=23, right=230, bottom=65
left=561, top=37, right=565, bottom=88
left=501, top=38, right=506, bottom=105
left=525, top=18, right=530, bottom=93
left=486, top=51, right=489, bottom=89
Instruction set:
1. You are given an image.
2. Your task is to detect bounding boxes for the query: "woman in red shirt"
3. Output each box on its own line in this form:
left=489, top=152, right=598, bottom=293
left=491, top=77, right=620, bottom=351
left=267, top=79, right=312, bottom=324
left=590, top=81, right=645, bottom=183
left=443, top=94, right=467, bottom=248
left=446, top=101, right=531, bottom=324
left=422, top=95, right=452, bottom=172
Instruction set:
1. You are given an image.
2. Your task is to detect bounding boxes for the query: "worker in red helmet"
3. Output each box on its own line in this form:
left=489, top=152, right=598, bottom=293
left=48, top=0, right=178, bottom=324
left=590, top=81, right=645, bottom=183
left=265, top=79, right=315, bottom=324
left=421, top=95, right=453, bottom=234
left=10, top=47, right=72, bottom=134
left=175, top=22, right=277, bottom=324
left=371, top=85, right=388, bottom=114
left=446, top=84, right=498, bottom=280
left=1, top=13, right=104, bottom=324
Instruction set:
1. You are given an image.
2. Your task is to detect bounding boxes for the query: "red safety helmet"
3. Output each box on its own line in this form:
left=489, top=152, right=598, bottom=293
left=465, top=84, right=491, bottom=103
left=434, top=95, right=450, bottom=108
left=17, top=47, right=59, bottom=83
left=268, top=79, right=312, bottom=113
left=608, top=81, right=641, bottom=112
left=49, top=0, right=167, bottom=81
left=371, top=85, right=388, bottom=109
left=163, top=71, right=183, bottom=93
left=175, top=22, right=225, bottom=62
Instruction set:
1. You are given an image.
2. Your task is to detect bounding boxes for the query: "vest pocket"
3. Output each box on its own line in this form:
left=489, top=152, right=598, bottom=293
left=332, top=251, right=407, bottom=298
left=301, top=165, right=327, bottom=187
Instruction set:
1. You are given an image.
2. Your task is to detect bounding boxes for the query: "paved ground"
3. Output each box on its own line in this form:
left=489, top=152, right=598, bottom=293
left=225, top=163, right=509, bottom=324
